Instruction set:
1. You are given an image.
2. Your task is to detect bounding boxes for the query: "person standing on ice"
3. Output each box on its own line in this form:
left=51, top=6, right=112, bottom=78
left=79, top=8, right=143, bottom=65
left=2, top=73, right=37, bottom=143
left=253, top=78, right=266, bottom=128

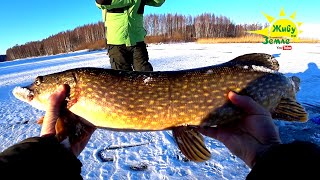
left=95, top=0, right=165, bottom=71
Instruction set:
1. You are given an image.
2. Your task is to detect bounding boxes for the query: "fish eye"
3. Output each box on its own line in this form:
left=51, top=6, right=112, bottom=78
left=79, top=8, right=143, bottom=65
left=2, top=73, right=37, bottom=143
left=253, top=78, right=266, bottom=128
left=35, top=80, right=41, bottom=86
left=35, top=76, right=43, bottom=86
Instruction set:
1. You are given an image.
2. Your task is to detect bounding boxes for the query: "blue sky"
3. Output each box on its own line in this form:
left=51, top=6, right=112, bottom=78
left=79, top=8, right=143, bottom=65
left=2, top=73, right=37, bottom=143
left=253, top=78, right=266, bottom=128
left=0, top=0, right=319, bottom=54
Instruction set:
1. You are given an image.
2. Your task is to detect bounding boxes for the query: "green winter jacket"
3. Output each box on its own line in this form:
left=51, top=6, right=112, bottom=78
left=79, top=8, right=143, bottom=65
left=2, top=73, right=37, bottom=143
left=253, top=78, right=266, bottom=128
left=96, top=0, right=165, bottom=46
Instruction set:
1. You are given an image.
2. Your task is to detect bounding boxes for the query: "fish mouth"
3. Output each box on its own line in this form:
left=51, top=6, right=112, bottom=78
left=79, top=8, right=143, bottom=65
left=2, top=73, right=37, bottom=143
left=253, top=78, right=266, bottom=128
left=12, top=86, right=34, bottom=103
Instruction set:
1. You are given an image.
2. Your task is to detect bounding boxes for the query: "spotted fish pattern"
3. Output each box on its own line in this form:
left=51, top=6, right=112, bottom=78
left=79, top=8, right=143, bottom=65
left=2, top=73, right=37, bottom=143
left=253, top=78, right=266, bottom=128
left=12, top=53, right=308, bottom=162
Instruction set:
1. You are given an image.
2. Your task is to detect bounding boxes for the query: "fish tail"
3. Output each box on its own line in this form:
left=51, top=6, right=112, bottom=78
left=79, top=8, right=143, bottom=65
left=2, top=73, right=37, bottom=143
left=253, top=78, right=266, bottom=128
left=273, top=98, right=308, bottom=122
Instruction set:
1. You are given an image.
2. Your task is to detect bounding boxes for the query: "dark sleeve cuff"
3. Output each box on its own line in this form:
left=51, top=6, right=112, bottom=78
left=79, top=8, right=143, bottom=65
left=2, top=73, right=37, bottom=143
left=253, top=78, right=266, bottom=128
left=0, top=136, right=82, bottom=179
left=247, top=141, right=320, bottom=180
left=96, top=0, right=112, bottom=5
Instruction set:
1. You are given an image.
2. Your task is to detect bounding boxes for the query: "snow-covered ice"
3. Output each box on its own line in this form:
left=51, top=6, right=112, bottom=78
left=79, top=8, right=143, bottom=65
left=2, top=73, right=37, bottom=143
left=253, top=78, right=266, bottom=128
left=0, top=43, right=319, bottom=179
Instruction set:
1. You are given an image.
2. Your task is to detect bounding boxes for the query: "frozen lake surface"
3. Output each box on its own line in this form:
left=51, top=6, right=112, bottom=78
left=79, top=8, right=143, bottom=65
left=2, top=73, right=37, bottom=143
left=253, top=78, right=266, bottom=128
left=0, top=43, right=319, bottom=179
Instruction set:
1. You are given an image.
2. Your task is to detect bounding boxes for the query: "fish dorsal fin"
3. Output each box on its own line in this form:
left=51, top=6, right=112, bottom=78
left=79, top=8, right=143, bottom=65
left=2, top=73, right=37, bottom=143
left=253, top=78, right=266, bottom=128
left=172, top=126, right=211, bottom=162
left=226, top=53, right=279, bottom=71
left=272, top=98, right=308, bottom=122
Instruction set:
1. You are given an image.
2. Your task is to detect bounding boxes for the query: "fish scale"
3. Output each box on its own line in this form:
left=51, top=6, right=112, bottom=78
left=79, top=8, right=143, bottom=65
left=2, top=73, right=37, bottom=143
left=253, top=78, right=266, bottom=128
left=70, top=66, right=263, bottom=130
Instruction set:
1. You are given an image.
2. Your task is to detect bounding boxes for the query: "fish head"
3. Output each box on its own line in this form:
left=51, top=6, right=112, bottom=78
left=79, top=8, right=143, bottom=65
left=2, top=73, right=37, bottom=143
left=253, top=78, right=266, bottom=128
left=13, top=71, right=77, bottom=110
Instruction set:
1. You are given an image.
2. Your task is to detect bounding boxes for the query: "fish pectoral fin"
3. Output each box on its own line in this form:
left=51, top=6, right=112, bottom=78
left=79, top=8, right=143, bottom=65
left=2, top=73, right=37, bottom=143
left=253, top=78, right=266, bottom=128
left=38, top=115, right=68, bottom=142
left=37, top=116, right=44, bottom=125
left=55, top=117, right=69, bottom=142
left=60, top=109, right=96, bottom=145
left=227, top=53, right=279, bottom=71
left=273, top=98, right=308, bottom=122
left=53, top=109, right=96, bottom=144
left=172, top=126, right=211, bottom=162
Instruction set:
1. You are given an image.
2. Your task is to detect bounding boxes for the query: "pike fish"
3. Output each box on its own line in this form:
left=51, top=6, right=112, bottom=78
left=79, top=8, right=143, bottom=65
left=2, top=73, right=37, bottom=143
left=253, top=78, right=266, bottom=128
left=12, top=53, right=308, bottom=162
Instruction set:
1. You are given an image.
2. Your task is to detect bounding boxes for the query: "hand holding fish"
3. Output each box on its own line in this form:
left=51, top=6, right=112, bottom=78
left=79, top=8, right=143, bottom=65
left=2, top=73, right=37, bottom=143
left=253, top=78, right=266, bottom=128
left=198, top=91, right=282, bottom=168
left=40, top=85, right=96, bottom=156
left=40, top=85, right=67, bottom=136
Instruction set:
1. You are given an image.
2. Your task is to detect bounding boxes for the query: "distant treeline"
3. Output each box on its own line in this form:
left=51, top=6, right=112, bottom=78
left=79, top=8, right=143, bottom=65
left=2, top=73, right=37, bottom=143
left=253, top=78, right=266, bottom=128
left=144, top=13, right=263, bottom=42
left=6, top=22, right=105, bottom=60
left=6, top=13, right=263, bottom=61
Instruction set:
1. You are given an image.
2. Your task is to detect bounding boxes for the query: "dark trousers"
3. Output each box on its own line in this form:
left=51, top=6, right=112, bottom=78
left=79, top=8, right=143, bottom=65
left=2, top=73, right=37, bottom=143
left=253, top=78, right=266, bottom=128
left=107, top=41, right=153, bottom=71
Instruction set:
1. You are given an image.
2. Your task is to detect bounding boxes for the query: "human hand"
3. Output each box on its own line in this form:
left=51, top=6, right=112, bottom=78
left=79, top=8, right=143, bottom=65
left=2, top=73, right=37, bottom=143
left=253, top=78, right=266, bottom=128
left=198, top=91, right=282, bottom=168
left=40, top=85, right=67, bottom=136
left=40, top=85, right=95, bottom=156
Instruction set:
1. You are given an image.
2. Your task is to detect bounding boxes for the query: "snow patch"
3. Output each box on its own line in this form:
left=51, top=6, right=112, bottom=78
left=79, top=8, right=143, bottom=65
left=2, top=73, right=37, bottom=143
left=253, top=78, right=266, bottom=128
left=143, top=76, right=153, bottom=84
left=251, top=65, right=276, bottom=73
left=12, top=86, right=32, bottom=103
left=206, top=69, right=214, bottom=74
